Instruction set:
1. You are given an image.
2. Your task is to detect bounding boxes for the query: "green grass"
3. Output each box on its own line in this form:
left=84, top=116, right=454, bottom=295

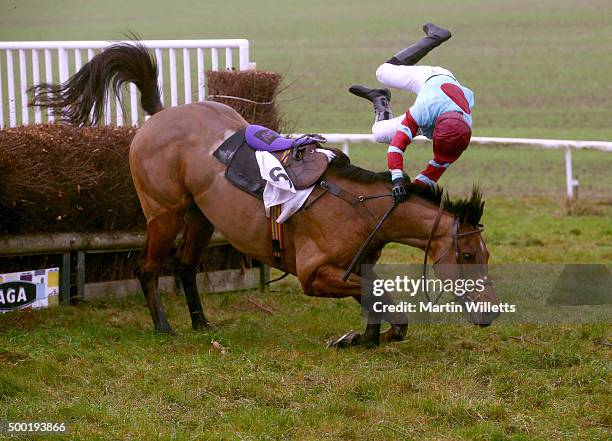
left=1, top=0, right=612, bottom=139
left=1, top=289, right=610, bottom=440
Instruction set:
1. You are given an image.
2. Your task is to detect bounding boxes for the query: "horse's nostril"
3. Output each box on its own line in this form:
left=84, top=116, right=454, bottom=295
left=478, top=323, right=491, bottom=328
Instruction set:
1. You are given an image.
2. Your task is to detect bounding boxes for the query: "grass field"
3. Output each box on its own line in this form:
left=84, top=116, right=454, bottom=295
left=1, top=290, right=609, bottom=440
left=0, top=1, right=611, bottom=440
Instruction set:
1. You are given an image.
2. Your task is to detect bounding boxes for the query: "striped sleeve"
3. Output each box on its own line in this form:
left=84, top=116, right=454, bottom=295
left=387, top=112, right=419, bottom=181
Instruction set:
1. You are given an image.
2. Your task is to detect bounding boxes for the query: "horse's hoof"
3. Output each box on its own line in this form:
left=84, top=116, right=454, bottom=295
left=193, top=321, right=218, bottom=332
left=380, top=325, right=408, bottom=343
left=155, top=323, right=177, bottom=335
left=326, top=330, right=360, bottom=348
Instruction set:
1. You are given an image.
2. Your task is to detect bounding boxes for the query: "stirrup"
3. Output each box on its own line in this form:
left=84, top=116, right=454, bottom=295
left=290, top=133, right=326, bottom=160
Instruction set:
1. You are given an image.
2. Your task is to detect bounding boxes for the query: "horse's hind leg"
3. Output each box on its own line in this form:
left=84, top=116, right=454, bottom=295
left=136, top=210, right=182, bottom=334
left=176, top=205, right=215, bottom=330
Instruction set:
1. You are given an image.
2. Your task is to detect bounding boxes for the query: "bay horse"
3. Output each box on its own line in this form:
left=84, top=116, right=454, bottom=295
left=30, top=42, right=500, bottom=346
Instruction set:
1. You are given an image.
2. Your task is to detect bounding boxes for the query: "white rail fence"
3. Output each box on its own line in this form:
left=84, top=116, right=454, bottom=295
left=306, top=133, right=612, bottom=200
left=0, top=39, right=251, bottom=128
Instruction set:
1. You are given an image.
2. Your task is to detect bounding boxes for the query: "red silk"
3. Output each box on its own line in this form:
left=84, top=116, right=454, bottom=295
left=403, top=112, right=419, bottom=136
left=390, top=131, right=409, bottom=150
left=432, top=112, right=471, bottom=163
left=441, top=83, right=471, bottom=114
left=419, top=162, right=448, bottom=182
left=388, top=151, right=404, bottom=171
left=388, top=112, right=420, bottom=172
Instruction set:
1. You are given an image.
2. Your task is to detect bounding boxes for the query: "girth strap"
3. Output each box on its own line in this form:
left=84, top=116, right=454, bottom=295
left=269, top=205, right=285, bottom=270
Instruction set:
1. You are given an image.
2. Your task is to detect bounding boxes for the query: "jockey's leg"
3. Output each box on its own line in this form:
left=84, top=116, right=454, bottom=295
left=376, top=64, right=454, bottom=95
left=375, top=23, right=453, bottom=94
left=350, top=23, right=454, bottom=144
left=387, top=23, right=451, bottom=67
left=371, top=114, right=405, bottom=144
left=348, top=85, right=394, bottom=124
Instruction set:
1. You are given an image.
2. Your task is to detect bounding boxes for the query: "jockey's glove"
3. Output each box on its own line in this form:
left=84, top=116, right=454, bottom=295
left=391, top=177, right=408, bottom=204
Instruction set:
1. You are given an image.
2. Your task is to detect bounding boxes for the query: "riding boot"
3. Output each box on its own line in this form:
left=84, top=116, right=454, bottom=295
left=348, top=85, right=394, bottom=121
left=386, top=23, right=452, bottom=66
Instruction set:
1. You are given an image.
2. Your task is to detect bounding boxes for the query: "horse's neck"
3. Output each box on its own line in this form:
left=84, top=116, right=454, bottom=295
left=383, top=198, right=454, bottom=257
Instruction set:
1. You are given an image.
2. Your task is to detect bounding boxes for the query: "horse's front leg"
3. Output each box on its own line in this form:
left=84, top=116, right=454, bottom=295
left=359, top=266, right=409, bottom=344
left=301, top=264, right=405, bottom=348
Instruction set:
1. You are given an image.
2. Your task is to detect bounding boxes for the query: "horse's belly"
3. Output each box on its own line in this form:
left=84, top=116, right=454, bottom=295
left=193, top=173, right=278, bottom=264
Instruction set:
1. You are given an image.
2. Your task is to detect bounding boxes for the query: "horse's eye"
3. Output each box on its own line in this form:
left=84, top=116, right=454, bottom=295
left=462, top=253, right=474, bottom=261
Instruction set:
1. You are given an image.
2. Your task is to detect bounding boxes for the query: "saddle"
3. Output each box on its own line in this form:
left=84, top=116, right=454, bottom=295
left=213, top=125, right=330, bottom=198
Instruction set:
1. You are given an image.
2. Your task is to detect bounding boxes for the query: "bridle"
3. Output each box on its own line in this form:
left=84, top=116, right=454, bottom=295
left=329, top=183, right=492, bottom=302
left=422, top=197, right=491, bottom=304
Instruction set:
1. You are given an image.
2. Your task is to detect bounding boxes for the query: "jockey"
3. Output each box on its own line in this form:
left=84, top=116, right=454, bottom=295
left=350, top=23, right=474, bottom=203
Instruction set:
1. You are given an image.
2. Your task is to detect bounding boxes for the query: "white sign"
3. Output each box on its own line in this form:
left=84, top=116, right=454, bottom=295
left=0, top=268, right=59, bottom=313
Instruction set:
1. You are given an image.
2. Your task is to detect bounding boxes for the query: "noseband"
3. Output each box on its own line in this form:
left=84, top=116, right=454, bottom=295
left=422, top=197, right=488, bottom=304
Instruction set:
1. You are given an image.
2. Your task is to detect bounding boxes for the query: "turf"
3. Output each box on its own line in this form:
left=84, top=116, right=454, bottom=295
left=1, top=0, right=612, bottom=139
left=1, top=290, right=610, bottom=441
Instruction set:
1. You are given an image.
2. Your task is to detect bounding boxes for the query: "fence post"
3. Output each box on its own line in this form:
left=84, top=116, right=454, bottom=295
left=76, top=251, right=86, bottom=301
left=259, top=263, right=270, bottom=291
left=60, top=252, right=71, bottom=304
left=342, top=141, right=349, bottom=155
left=238, top=40, right=250, bottom=70
left=564, top=145, right=579, bottom=200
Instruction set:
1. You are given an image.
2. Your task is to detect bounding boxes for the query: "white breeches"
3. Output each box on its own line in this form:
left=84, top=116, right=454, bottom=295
left=371, top=114, right=406, bottom=144
left=375, top=63, right=454, bottom=94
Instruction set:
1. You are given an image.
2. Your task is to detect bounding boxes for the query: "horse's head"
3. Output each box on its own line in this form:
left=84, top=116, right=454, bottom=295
left=432, top=218, right=500, bottom=326
left=416, top=186, right=499, bottom=326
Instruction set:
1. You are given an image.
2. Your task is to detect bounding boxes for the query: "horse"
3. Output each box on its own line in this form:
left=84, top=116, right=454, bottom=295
left=30, top=42, right=500, bottom=347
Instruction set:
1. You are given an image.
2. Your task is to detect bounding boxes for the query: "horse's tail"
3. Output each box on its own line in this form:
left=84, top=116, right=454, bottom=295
left=29, top=41, right=163, bottom=126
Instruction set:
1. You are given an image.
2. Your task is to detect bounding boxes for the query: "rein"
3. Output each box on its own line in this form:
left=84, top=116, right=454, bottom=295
left=304, top=181, right=393, bottom=281
left=342, top=200, right=397, bottom=281
left=422, top=197, right=447, bottom=303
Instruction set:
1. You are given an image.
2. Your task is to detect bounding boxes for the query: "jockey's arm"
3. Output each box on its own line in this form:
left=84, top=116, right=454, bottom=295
left=387, top=111, right=419, bottom=181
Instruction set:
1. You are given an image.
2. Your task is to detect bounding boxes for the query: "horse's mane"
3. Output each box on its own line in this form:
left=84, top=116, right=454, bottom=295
left=325, top=148, right=485, bottom=225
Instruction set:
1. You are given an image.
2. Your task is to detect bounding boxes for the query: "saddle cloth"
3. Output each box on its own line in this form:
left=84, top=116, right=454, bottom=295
left=213, top=125, right=331, bottom=198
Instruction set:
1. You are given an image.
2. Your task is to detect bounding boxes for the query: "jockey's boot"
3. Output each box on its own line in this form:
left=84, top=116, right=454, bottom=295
left=386, top=23, right=452, bottom=66
left=349, top=85, right=393, bottom=121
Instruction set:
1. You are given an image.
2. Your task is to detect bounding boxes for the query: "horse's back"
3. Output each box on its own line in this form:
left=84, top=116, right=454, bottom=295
left=129, top=101, right=247, bottom=222
left=131, top=101, right=246, bottom=153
